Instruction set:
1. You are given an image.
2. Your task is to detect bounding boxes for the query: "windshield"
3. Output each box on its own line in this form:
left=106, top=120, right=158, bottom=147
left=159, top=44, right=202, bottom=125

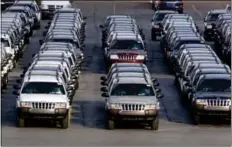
left=153, top=13, right=167, bottom=21
left=174, top=40, right=203, bottom=50
left=110, top=40, right=144, bottom=50
left=1, top=38, right=10, bottom=47
left=16, top=4, right=36, bottom=11
left=9, top=9, right=29, bottom=17
left=111, top=84, right=155, bottom=96
left=21, top=82, right=65, bottom=94
left=196, top=79, right=231, bottom=92
left=206, top=13, right=220, bottom=21
left=49, top=39, right=79, bottom=48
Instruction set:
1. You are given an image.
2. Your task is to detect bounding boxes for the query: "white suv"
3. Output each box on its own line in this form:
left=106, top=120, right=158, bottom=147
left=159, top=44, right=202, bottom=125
left=13, top=74, right=71, bottom=129
left=40, top=0, right=72, bottom=19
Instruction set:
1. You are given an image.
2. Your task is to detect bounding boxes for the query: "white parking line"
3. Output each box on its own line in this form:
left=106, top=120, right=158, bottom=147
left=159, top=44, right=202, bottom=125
left=192, top=4, right=203, bottom=19
left=72, top=1, right=229, bottom=3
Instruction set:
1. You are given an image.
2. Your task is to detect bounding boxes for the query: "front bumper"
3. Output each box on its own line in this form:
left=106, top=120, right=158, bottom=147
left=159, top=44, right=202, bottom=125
left=195, top=106, right=231, bottom=117
left=106, top=109, right=158, bottom=121
left=18, top=108, right=68, bottom=119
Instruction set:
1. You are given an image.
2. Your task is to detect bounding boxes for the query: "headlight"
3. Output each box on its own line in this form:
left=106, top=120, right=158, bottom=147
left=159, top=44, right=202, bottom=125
left=145, top=104, right=156, bottom=110
left=196, top=99, right=207, bottom=105
left=108, top=103, right=121, bottom=109
left=110, top=55, right=118, bottom=60
left=55, top=103, right=67, bottom=109
left=206, top=25, right=212, bottom=29
left=41, top=4, right=48, bottom=9
left=136, top=55, right=145, bottom=60
left=20, top=102, right=32, bottom=108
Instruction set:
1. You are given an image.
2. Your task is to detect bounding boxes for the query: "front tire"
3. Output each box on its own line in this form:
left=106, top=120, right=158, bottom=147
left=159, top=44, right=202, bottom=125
left=61, top=110, right=70, bottom=129
left=150, top=117, right=159, bottom=130
left=106, top=119, right=115, bottom=130
left=151, top=30, right=156, bottom=41
left=17, top=117, right=25, bottom=128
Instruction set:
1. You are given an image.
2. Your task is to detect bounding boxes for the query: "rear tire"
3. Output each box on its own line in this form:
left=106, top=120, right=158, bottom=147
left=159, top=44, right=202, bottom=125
left=2, top=74, right=8, bottom=89
left=151, top=31, right=156, bottom=41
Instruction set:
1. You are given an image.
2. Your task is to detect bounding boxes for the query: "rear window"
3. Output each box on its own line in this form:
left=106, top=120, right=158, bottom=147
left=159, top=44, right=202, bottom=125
left=206, top=13, right=220, bottom=21
left=153, top=13, right=167, bottom=21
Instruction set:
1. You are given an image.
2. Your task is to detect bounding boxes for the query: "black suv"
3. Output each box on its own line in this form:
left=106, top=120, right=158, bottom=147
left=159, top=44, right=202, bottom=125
left=151, top=0, right=184, bottom=13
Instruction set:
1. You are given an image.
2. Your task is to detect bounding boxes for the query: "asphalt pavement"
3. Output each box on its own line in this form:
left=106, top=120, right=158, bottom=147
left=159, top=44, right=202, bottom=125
left=1, top=1, right=230, bottom=146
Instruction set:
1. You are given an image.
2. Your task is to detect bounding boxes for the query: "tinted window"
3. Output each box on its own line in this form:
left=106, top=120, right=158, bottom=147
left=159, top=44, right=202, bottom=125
left=196, top=79, right=231, bottom=92
left=206, top=13, right=220, bottom=21
left=21, top=82, right=65, bottom=94
left=111, top=84, right=155, bottom=96
left=1, top=38, right=10, bottom=47
left=110, top=40, right=144, bottom=50
left=153, top=13, right=167, bottom=21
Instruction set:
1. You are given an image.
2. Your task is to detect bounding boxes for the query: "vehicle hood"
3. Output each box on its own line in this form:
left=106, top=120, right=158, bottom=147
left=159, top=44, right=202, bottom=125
left=19, top=94, right=68, bottom=102
left=109, top=96, right=157, bottom=104
left=108, top=49, right=145, bottom=55
left=195, top=92, right=231, bottom=99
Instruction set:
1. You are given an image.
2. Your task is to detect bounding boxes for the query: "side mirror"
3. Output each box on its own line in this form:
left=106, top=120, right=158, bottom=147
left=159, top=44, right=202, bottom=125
left=155, top=88, right=161, bottom=93
left=83, top=16, right=87, bottom=20
left=151, top=19, right=153, bottom=22
left=100, top=76, right=107, bottom=81
left=81, top=44, right=86, bottom=48
left=32, top=53, right=36, bottom=57
left=101, top=93, right=109, bottom=97
left=82, top=22, right=87, bottom=25
left=20, top=74, right=24, bottom=78
left=100, top=87, right=108, bottom=92
left=99, top=24, right=103, bottom=29
left=153, top=82, right=160, bottom=87
left=101, top=81, right=107, bottom=86
left=67, top=87, right=73, bottom=91
left=43, top=31, right=47, bottom=36
left=47, top=21, right=51, bottom=25
left=156, top=93, right=164, bottom=99
left=39, top=40, right=44, bottom=45
left=13, top=85, right=20, bottom=89
left=16, top=79, right=22, bottom=83
left=12, top=91, right=19, bottom=95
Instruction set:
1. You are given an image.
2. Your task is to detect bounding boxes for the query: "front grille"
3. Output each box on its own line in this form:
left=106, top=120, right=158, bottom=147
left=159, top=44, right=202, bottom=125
left=32, top=102, right=56, bottom=109
left=121, top=104, right=145, bottom=111
left=207, top=99, right=231, bottom=107
left=56, top=5, right=63, bottom=9
left=118, top=55, right=136, bottom=60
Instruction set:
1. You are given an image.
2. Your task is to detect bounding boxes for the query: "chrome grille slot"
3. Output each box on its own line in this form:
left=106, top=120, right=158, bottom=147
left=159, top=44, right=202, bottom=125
left=207, top=99, right=230, bottom=107
left=32, top=102, right=55, bottom=109
left=118, top=55, right=136, bottom=60
left=121, top=104, right=145, bottom=111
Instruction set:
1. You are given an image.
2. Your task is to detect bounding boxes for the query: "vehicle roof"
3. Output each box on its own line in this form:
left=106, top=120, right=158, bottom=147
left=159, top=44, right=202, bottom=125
left=116, top=78, right=150, bottom=85
left=202, top=74, right=231, bottom=80
left=210, top=9, right=228, bottom=13
left=197, top=68, right=230, bottom=73
left=23, top=75, right=60, bottom=83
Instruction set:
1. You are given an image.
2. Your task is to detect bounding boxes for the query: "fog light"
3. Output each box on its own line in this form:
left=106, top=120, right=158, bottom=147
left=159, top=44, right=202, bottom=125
left=145, top=110, right=149, bottom=115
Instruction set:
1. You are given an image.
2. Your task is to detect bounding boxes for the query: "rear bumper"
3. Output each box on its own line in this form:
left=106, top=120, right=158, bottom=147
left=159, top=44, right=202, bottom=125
left=156, top=6, right=183, bottom=11
left=152, top=28, right=162, bottom=36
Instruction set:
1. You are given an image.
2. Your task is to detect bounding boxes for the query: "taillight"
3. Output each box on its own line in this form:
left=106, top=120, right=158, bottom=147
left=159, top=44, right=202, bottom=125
left=155, top=1, right=161, bottom=6
left=180, top=1, right=183, bottom=7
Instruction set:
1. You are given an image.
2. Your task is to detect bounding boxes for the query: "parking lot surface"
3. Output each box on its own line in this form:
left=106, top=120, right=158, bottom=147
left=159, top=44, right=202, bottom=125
left=1, top=1, right=230, bottom=146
